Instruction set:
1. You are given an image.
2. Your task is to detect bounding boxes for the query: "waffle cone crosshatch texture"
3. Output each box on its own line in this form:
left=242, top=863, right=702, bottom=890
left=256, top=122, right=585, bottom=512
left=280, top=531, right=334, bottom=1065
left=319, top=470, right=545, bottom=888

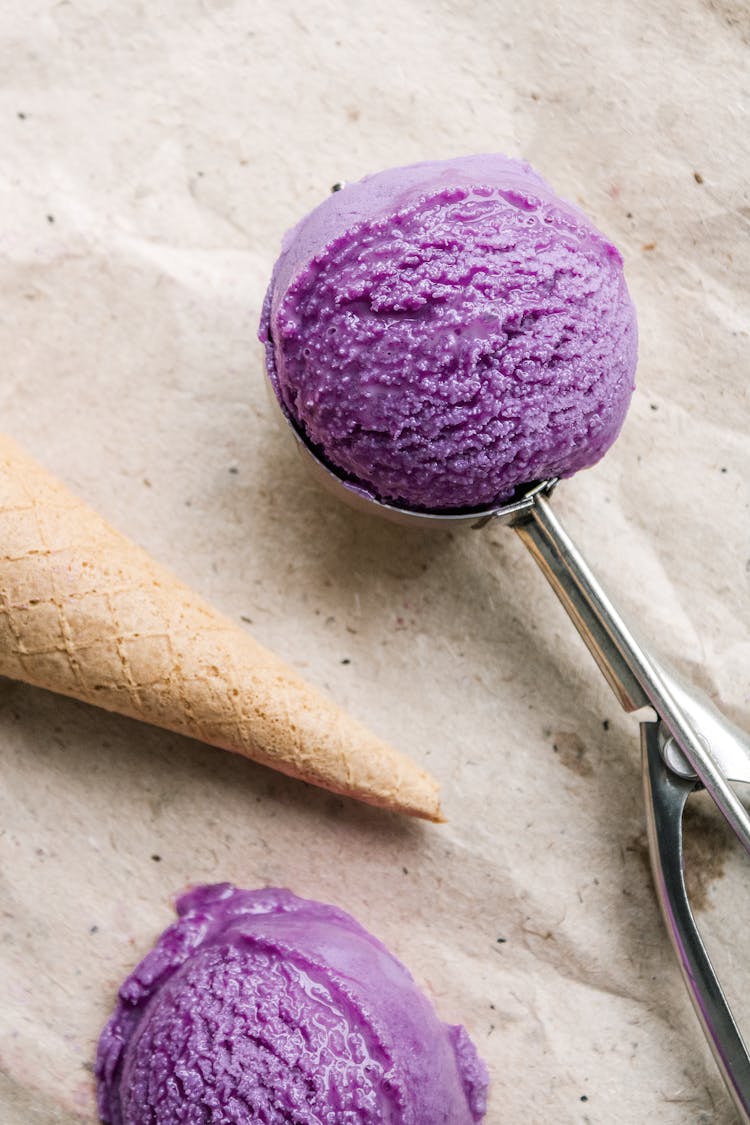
left=0, top=434, right=441, bottom=820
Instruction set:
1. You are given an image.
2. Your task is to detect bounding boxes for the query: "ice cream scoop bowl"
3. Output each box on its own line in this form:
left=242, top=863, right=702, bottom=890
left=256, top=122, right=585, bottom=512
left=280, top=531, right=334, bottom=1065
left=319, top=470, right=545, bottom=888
left=269, top=378, right=750, bottom=1121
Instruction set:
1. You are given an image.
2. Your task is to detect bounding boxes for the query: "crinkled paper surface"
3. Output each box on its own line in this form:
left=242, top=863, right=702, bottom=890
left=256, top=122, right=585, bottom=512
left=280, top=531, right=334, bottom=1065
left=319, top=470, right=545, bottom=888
left=1, top=1, right=749, bottom=1121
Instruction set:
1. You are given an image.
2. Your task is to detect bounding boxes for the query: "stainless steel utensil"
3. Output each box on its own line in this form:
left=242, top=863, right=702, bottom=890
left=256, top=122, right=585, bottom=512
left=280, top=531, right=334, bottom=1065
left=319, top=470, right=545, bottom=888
left=272, top=389, right=750, bottom=1121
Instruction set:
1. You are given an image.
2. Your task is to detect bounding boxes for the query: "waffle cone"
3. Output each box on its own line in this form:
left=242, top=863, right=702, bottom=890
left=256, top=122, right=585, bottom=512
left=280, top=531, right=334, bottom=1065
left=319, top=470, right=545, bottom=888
left=0, top=435, right=442, bottom=820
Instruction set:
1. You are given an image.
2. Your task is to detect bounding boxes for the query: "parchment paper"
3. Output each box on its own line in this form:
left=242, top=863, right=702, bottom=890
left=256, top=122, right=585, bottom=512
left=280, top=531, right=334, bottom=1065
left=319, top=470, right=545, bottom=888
left=1, top=2, right=749, bottom=1121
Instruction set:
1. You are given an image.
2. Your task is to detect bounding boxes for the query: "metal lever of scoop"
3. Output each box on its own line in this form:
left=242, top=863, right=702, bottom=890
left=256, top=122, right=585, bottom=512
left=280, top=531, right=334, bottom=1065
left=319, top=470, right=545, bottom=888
left=510, top=491, right=750, bottom=855
left=642, top=720, right=750, bottom=1124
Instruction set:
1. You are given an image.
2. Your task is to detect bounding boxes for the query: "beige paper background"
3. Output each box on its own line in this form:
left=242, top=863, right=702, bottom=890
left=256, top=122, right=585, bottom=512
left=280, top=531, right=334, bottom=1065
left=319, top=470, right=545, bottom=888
left=1, top=1, right=749, bottom=1121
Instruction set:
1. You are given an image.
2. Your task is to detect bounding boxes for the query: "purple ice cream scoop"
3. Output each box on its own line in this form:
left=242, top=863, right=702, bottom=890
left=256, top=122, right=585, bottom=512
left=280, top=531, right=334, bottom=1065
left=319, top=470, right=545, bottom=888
left=259, top=154, right=637, bottom=512
left=96, top=884, right=488, bottom=1124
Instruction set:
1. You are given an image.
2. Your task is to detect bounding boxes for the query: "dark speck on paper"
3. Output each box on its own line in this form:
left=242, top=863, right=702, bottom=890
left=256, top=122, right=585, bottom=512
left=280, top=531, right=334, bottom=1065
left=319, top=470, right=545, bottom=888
left=402, top=866, right=408, bottom=875
left=602, top=719, right=610, bottom=731
left=46, top=214, right=54, bottom=223
left=90, top=925, right=99, bottom=934
left=694, top=171, right=704, bottom=184
left=553, top=732, right=593, bottom=777
left=496, top=936, right=507, bottom=944
left=650, top=403, right=658, bottom=411
left=240, top=615, right=253, bottom=624
left=228, top=465, right=239, bottom=475
left=340, top=657, right=351, bottom=665
left=151, top=854, right=162, bottom=862
left=580, top=1095, right=589, bottom=1102
left=17, top=111, right=26, bottom=119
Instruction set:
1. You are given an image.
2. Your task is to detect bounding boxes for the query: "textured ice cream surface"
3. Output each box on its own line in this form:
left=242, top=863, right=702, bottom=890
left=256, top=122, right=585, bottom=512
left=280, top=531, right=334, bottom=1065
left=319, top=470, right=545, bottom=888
left=260, top=154, right=637, bottom=512
left=96, top=884, right=488, bottom=1124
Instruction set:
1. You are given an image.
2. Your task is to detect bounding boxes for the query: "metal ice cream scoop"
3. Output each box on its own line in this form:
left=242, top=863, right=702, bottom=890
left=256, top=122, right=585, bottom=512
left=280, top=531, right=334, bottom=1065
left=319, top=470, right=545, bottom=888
left=269, top=382, right=750, bottom=1122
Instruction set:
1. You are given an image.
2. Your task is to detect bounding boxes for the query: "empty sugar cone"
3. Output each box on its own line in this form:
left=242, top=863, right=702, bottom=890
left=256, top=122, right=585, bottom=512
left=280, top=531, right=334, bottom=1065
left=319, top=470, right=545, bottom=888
left=0, top=435, right=442, bottom=821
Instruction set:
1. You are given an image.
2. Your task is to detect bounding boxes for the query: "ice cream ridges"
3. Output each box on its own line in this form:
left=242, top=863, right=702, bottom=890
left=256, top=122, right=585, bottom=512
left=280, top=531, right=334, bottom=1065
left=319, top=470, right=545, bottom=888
left=0, top=434, right=441, bottom=820
left=260, top=153, right=637, bottom=512
left=96, top=883, right=489, bottom=1123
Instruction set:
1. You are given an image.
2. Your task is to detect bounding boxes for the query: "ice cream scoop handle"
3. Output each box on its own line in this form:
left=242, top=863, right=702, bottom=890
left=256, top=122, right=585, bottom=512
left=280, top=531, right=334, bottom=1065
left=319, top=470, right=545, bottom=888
left=512, top=493, right=750, bottom=856
left=512, top=498, right=648, bottom=713
left=514, top=490, right=750, bottom=1114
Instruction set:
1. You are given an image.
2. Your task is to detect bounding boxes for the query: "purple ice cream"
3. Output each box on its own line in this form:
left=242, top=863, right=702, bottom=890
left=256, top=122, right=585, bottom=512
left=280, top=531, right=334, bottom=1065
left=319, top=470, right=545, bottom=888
left=260, top=154, right=637, bottom=511
left=96, top=884, right=488, bottom=1124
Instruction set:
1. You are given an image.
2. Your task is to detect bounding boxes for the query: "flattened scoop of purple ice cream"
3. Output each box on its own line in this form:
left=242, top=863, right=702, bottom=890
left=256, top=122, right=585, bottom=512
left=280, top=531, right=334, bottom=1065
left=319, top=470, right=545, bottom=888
left=96, top=884, right=488, bottom=1124
left=260, top=154, right=637, bottom=511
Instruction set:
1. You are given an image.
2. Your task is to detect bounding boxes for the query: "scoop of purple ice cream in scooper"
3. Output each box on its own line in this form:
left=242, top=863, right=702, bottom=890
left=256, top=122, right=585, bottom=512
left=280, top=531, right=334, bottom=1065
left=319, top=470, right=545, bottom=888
left=259, top=153, right=637, bottom=513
